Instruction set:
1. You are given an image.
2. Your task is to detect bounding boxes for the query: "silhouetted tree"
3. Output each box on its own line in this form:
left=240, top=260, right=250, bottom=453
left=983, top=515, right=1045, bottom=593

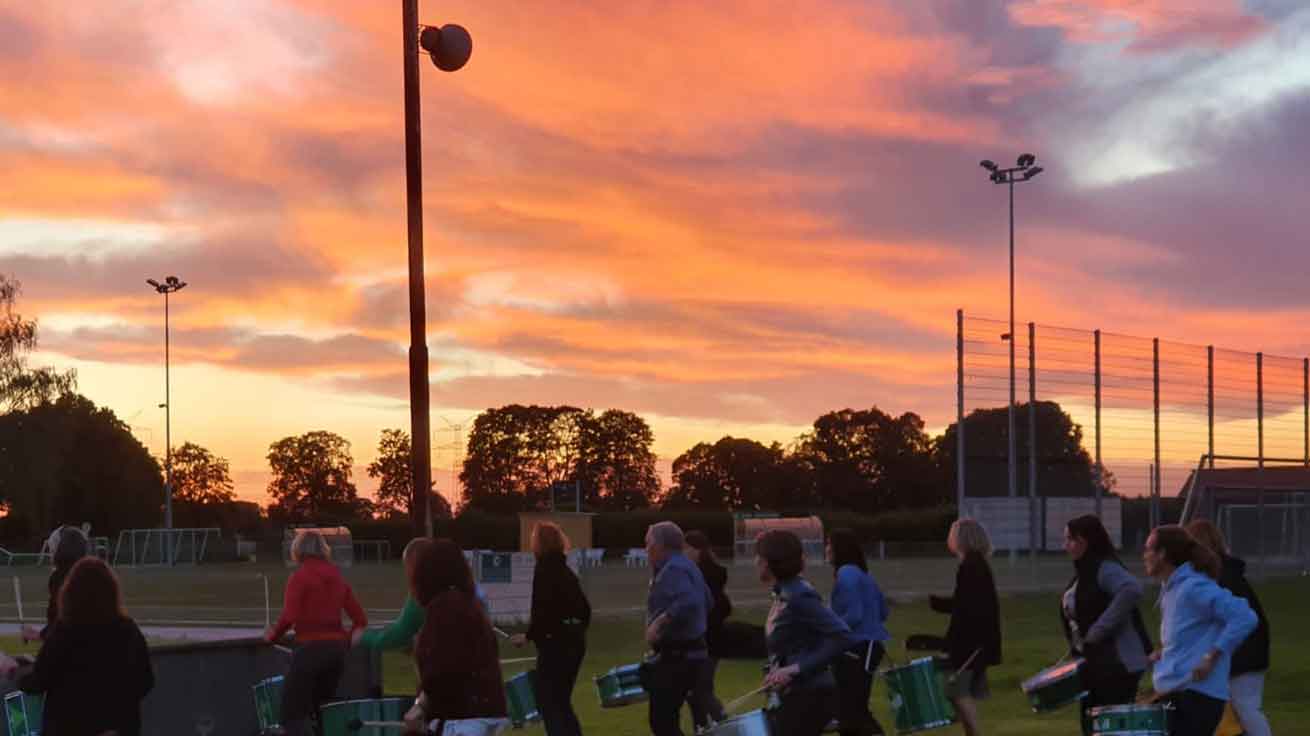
left=266, top=431, right=371, bottom=523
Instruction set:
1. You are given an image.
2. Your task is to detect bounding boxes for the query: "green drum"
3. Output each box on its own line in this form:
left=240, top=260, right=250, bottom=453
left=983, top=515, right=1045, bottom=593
left=1020, top=659, right=1086, bottom=713
left=4, top=691, right=42, bottom=736
left=883, top=657, right=955, bottom=733
left=252, top=676, right=284, bottom=734
left=505, top=670, right=541, bottom=726
left=320, top=698, right=410, bottom=736
left=595, top=663, right=647, bottom=708
left=1090, top=703, right=1170, bottom=735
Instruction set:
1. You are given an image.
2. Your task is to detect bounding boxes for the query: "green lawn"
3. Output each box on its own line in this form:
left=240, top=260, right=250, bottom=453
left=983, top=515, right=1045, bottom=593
left=377, top=578, right=1307, bottom=736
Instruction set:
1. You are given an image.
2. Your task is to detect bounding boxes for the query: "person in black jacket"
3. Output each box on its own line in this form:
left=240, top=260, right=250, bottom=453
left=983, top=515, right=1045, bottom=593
left=1185, top=519, right=1271, bottom=736
left=511, top=522, right=591, bottom=736
left=685, top=530, right=730, bottom=729
left=1060, top=515, right=1152, bottom=736
left=23, top=525, right=89, bottom=643
left=757, top=529, right=858, bottom=736
left=14, top=557, right=154, bottom=736
left=929, top=518, right=1001, bottom=736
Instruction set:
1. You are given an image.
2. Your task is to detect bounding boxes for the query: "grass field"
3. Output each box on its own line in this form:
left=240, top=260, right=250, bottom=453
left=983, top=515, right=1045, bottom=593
left=0, top=559, right=1304, bottom=734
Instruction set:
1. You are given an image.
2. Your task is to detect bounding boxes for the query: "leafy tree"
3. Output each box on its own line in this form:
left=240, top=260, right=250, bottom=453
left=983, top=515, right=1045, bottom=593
left=266, top=431, right=371, bottom=522
left=575, top=409, right=659, bottom=510
left=794, top=407, right=944, bottom=512
left=460, top=405, right=587, bottom=512
left=366, top=428, right=453, bottom=520
left=664, top=437, right=807, bottom=510
left=934, top=401, right=1110, bottom=498
left=169, top=442, right=236, bottom=505
left=0, top=394, right=162, bottom=537
left=0, top=275, right=75, bottom=413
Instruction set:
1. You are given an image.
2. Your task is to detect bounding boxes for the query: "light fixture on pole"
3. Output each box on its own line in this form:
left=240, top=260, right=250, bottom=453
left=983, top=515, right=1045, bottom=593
left=979, top=154, right=1043, bottom=559
left=402, top=1, right=471, bottom=539
left=147, top=275, right=186, bottom=539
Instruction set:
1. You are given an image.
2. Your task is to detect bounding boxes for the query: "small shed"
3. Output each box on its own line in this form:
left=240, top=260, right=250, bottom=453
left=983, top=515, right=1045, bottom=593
left=733, top=514, right=825, bottom=562
left=283, top=526, right=354, bottom=567
left=517, top=512, right=596, bottom=553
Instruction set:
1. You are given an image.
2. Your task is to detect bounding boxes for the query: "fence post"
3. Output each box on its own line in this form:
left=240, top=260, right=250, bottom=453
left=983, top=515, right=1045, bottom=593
left=1029, top=322, right=1038, bottom=560
left=1094, top=329, right=1102, bottom=517
left=1153, top=338, right=1161, bottom=531
left=957, top=309, right=966, bottom=516
left=1208, top=346, right=1215, bottom=469
left=1258, top=352, right=1265, bottom=579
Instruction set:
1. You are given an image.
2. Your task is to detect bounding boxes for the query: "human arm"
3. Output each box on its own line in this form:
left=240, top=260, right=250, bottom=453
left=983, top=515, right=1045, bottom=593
left=17, top=626, right=68, bottom=694
left=1085, top=563, right=1144, bottom=645
left=343, top=584, right=368, bottom=634
left=789, top=591, right=857, bottom=677
left=360, top=596, right=424, bottom=650
left=266, top=573, right=300, bottom=642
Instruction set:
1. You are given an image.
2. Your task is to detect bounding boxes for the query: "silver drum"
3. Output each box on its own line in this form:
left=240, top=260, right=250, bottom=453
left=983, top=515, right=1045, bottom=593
left=701, top=709, right=773, bottom=736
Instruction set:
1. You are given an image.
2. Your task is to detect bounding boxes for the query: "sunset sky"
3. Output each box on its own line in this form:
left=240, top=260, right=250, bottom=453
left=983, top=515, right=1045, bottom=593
left=3, top=1, right=1309, bottom=504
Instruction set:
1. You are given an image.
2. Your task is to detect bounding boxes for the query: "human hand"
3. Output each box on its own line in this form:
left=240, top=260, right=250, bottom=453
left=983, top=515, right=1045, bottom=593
left=1148, top=648, right=1162, bottom=664
left=19, top=625, right=39, bottom=644
left=645, top=614, right=669, bottom=646
left=351, top=628, right=365, bottom=648
left=763, top=664, right=799, bottom=691
left=510, top=633, right=528, bottom=648
left=1191, top=650, right=1220, bottom=682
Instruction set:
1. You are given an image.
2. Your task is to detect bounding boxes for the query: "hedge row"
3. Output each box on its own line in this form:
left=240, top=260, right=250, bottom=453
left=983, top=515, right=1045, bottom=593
left=331, top=507, right=957, bottom=557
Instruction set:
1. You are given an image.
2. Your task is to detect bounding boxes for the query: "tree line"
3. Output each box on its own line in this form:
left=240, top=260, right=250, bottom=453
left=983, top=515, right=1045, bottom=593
left=0, top=274, right=1114, bottom=537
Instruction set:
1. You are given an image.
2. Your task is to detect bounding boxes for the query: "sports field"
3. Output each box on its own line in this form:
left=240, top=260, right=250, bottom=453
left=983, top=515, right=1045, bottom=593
left=0, top=559, right=1304, bottom=735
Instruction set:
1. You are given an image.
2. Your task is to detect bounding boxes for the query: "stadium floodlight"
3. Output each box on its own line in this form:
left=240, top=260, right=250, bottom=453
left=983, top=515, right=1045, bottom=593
left=976, top=152, right=1045, bottom=560
left=402, top=1, right=473, bottom=538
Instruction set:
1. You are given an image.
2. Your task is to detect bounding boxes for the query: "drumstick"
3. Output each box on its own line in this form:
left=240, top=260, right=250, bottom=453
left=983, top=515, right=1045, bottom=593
left=346, top=719, right=408, bottom=732
left=723, top=684, right=769, bottom=715
left=493, top=626, right=511, bottom=640
left=499, top=656, right=535, bottom=665
left=949, top=648, right=983, bottom=682
left=12, top=577, right=23, bottom=626
left=260, top=574, right=270, bottom=630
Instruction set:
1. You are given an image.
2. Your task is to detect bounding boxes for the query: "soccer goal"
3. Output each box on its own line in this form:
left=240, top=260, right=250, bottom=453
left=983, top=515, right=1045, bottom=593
left=113, top=528, right=222, bottom=566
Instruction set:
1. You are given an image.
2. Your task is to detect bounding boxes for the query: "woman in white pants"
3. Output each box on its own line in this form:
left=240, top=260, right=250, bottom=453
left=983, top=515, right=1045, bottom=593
left=1185, top=520, right=1271, bottom=736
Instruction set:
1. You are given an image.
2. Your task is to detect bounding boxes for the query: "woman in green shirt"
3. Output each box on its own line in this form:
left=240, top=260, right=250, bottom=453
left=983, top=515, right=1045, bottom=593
left=354, top=538, right=491, bottom=650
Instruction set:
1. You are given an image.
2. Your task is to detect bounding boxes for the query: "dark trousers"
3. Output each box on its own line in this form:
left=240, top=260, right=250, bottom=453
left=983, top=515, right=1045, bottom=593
left=689, top=657, right=726, bottom=728
left=835, top=642, right=885, bottom=736
left=1165, top=689, right=1226, bottom=736
left=1079, top=671, right=1142, bottom=736
left=282, top=640, right=347, bottom=736
left=774, top=687, right=838, bottom=736
left=536, top=640, right=586, bottom=736
left=646, top=656, right=704, bottom=736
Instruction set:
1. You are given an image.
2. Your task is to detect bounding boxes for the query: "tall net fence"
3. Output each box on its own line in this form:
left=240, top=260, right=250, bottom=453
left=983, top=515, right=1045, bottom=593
left=957, top=311, right=1310, bottom=574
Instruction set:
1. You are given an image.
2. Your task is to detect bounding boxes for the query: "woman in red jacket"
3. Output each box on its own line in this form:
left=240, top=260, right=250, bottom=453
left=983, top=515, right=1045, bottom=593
left=406, top=539, right=509, bottom=734
left=265, top=530, right=368, bottom=736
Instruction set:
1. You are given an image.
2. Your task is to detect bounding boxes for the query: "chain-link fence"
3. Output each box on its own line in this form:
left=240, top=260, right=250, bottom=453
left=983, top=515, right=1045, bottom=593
left=956, top=310, right=1310, bottom=575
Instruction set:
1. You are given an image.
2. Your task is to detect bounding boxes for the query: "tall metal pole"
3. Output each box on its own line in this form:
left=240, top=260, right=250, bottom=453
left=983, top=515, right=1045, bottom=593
left=1028, top=322, right=1038, bottom=557
left=1153, top=338, right=1161, bottom=531
left=1094, top=329, right=1102, bottom=517
left=957, top=309, right=966, bottom=515
left=1257, top=353, right=1265, bottom=579
left=164, top=290, right=173, bottom=533
left=1008, top=179, right=1017, bottom=562
left=403, top=0, right=434, bottom=539
left=1207, top=346, right=1215, bottom=469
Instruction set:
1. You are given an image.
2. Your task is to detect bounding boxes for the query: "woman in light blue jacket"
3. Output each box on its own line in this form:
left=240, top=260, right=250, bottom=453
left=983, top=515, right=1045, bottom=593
left=827, top=528, right=890, bottom=736
left=1142, top=525, right=1257, bottom=736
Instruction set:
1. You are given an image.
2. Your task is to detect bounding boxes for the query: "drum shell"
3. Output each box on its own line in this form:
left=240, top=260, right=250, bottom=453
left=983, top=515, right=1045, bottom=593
left=1089, top=703, right=1170, bottom=735
left=319, top=698, right=410, bottom=736
left=595, top=663, right=648, bottom=708
left=3, top=691, right=43, bottom=736
left=1020, top=659, right=1087, bottom=713
left=702, top=708, right=774, bottom=736
left=252, top=675, right=285, bottom=732
left=505, top=670, right=541, bottom=725
left=883, top=656, right=956, bottom=733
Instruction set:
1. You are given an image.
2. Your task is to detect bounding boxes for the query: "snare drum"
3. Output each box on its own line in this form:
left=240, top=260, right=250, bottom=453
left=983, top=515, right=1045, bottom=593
left=504, top=670, right=541, bottom=726
left=883, top=656, right=955, bottom=733
left=319, top=698, right=410, bottom=736
left=4, top=691, right=42, bottom=736
left=1089, top=703, right=1170, bottom=735
left=252, top=675, right=284, bottom=734
left=700, top=708, right=774, bottom=736
left=1020, top=659, right=1087, bottom=713
left=595, top=663, right=647, bottom=708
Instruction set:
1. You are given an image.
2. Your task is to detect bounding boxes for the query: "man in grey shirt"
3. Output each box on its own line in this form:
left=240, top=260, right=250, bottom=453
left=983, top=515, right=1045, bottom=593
left=643, top=521, right=713, bottom=736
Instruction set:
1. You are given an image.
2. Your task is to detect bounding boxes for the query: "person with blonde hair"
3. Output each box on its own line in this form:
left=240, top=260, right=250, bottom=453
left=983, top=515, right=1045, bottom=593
left=1184, top=519, right=1271, bottom=736
left=266, top=529, right=368, bottom=736
left=511, top=522, right=591, bottom=735
left=929, top=518, right=1001, bottom=736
